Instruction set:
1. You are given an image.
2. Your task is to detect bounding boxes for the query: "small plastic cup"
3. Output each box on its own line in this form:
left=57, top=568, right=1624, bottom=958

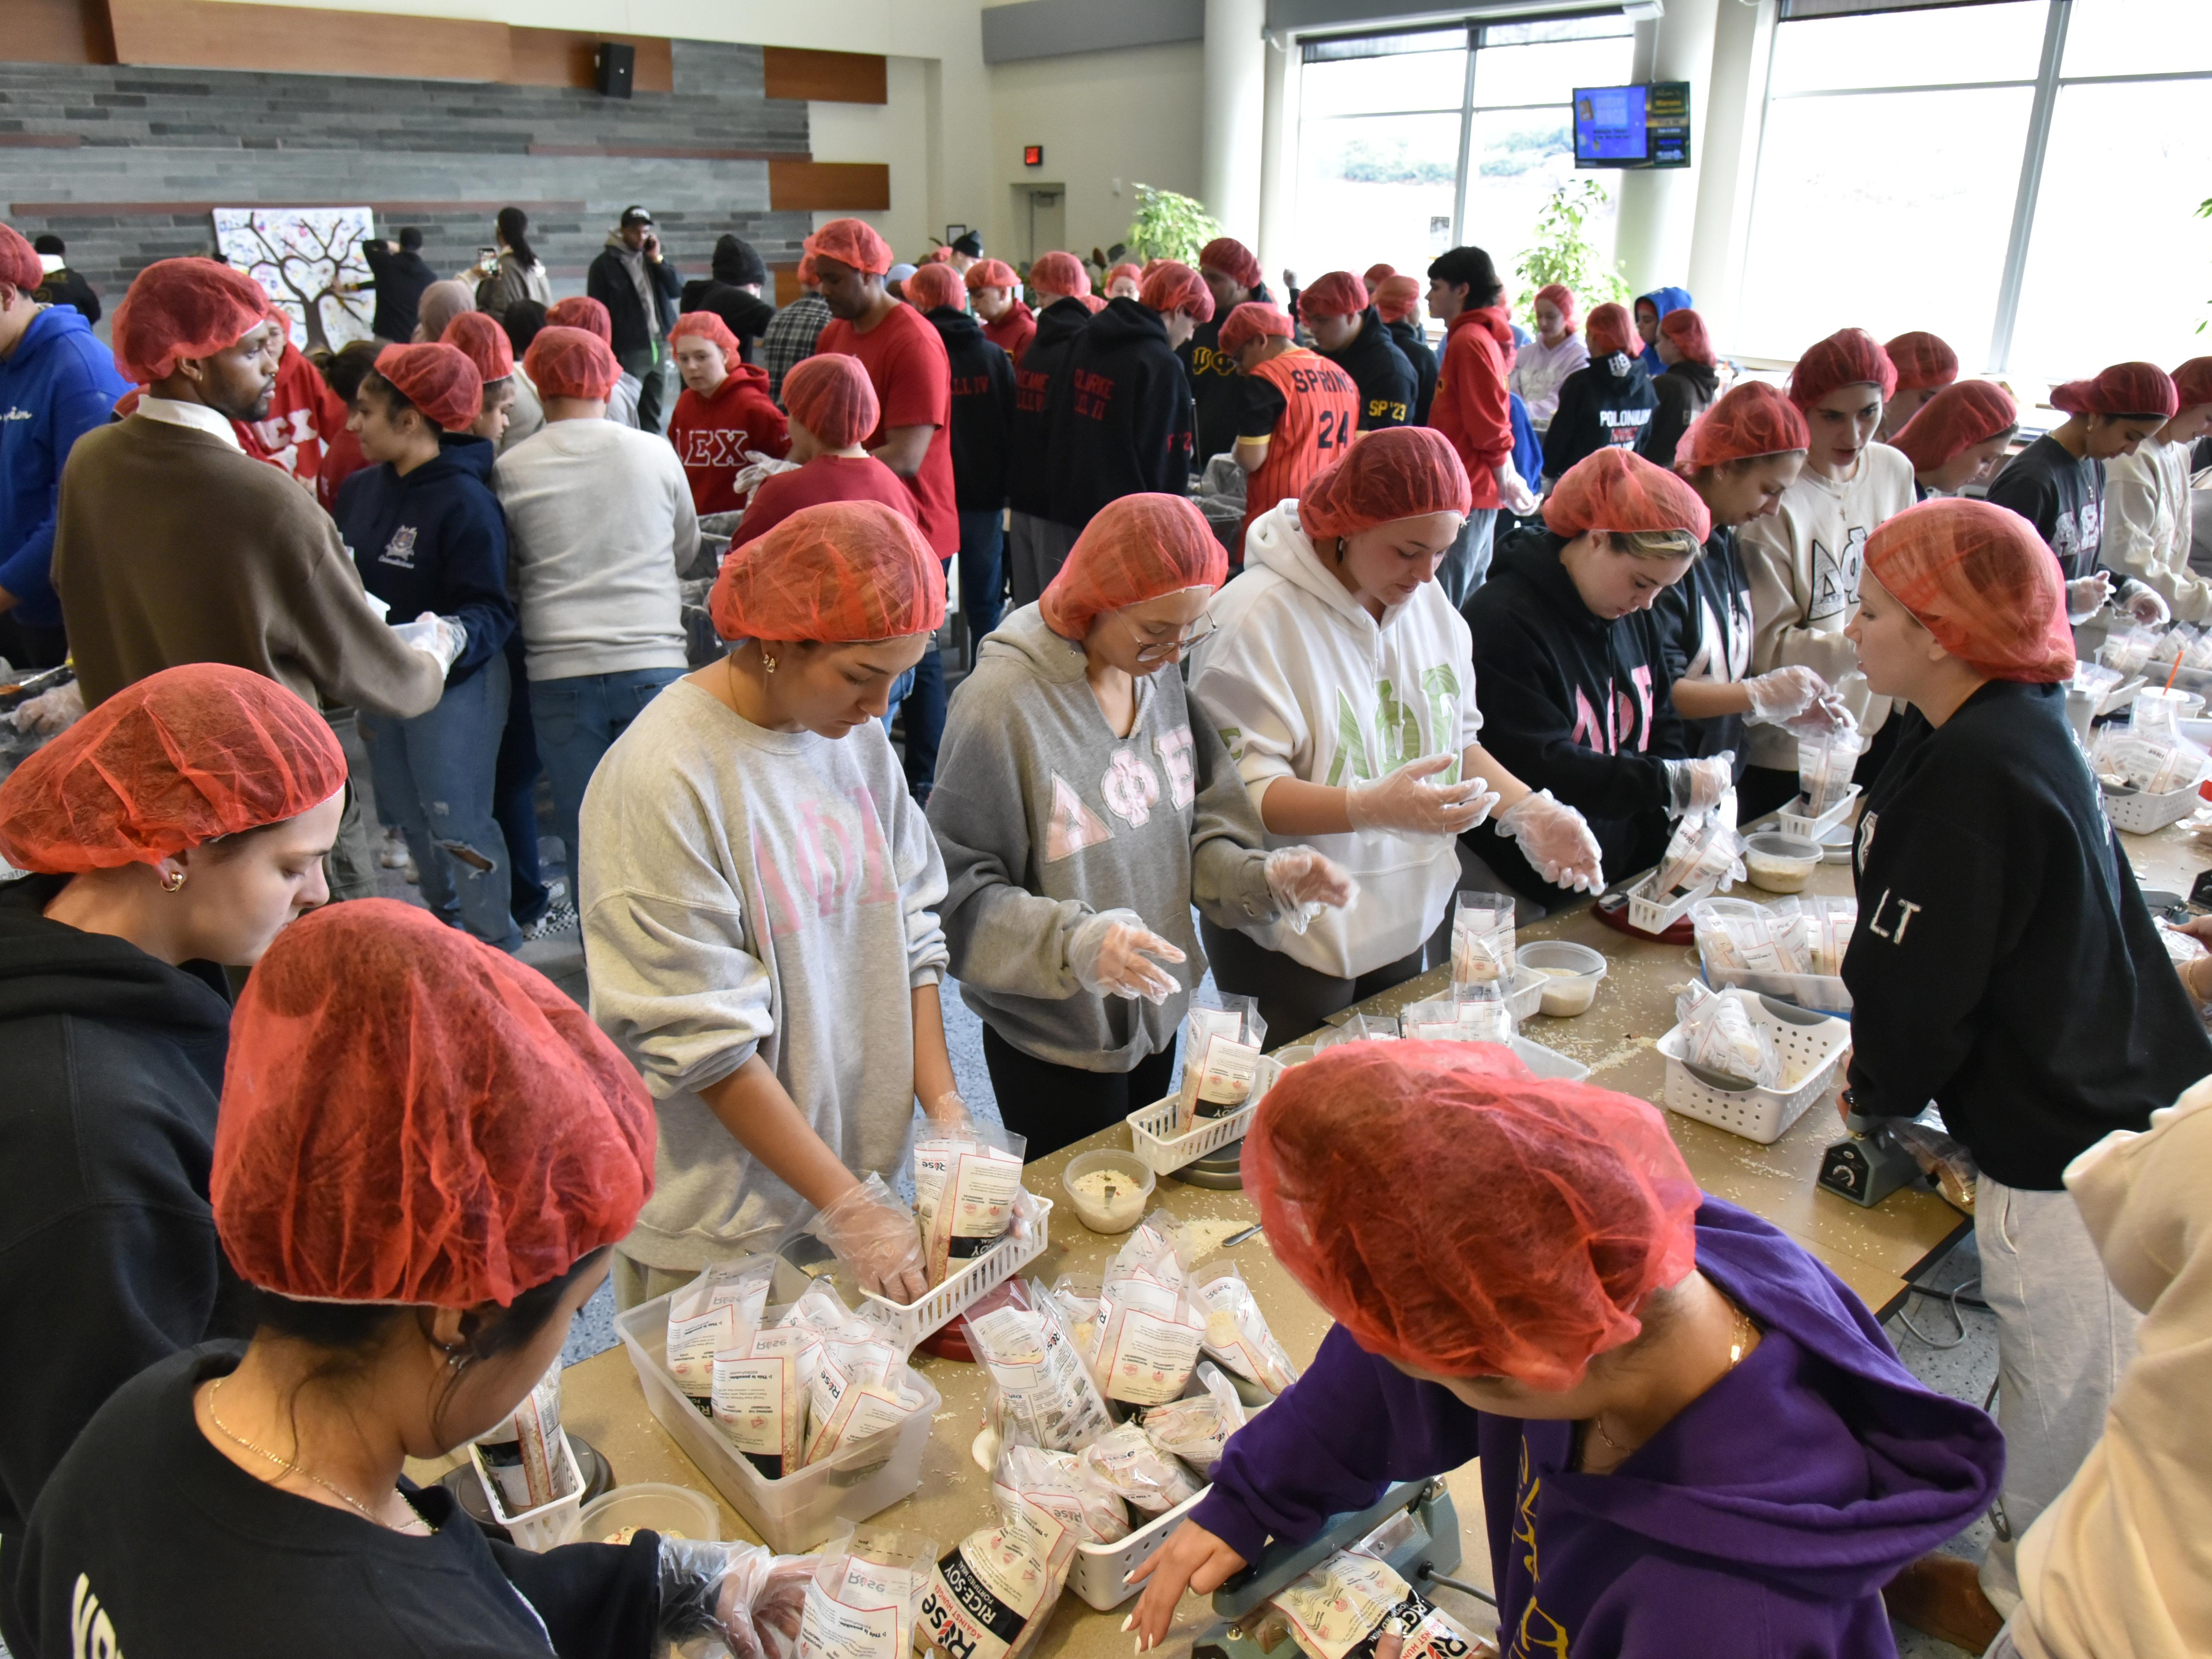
left=1062, top=1148, right=1156, bottom=1234
left=578, top=1482, right=720, bottom=1546
left=1516, top=940, right=1607, bottom=1017
left=1743, top=831, right=1821, bottom=894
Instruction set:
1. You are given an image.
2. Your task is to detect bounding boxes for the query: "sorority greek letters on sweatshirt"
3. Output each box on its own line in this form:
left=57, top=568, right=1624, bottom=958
left=666, top=363, right=790, bottom=516
left=1987, top=434, right=2104, bottom=580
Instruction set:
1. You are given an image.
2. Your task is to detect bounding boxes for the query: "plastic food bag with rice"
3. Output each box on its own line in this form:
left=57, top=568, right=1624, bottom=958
left=2094, top=723, right=2209, bottom=796
left=796, top=1521, right=936, bottom=1659
left=990, top=1440, right=1131, bottom=1545
left=919, top=1471, right=1078, bottom=1659
left=1093, top=1212, right=1205, bottom=1405
left=1140, top=1360, right=1247, bottom=1472
left=1256, top=1512, right=1486, bottom=1659
left=1671, top=982, right=1780, bottom=1089
left=914, top=1124, right=1028, bottom=1287
left=1796, top=725, right=1863, bottom=818
left=965, top=1283, right=1116, bottom=1454
left=803, top=1337, right=930, bottom=1467
left=1175, top=991, right=1269, bottom=1131
left=1312, top=1013, right=1401, bottom=1050
left=1644, top=791, right=1745, bottom=901
left=667, top=1259, right=777, bottom=1416
left=1399, top=994, right=1515, bottom=1045
left=1450, top=893, right=1516, bottom=993
left=473, top=1360, right=573, bottom=1512
left=1190, top=1261, right=1299, bottom=1395
left=1075, top=1421, right=1204, bottom=1514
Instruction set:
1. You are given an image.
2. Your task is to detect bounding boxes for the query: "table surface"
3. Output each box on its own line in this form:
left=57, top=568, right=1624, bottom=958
left=413, top=813, right=2212, bottom=1658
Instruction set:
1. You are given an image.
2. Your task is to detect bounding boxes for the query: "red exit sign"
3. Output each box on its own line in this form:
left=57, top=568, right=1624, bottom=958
left=1023, top=145, right=1043, bottom=167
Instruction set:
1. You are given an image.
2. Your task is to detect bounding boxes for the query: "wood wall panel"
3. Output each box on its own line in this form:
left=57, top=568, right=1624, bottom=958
left=106, top=0, right=510, bottom=82
left=15, top=0, right=113, bottom=65
left=508, top=28, right=673, bottom=94
left=767, top=161, right=890, bottom=212
left=762, top=47, right=887, bottom=105
left=773, top=266, right=803, bottom=307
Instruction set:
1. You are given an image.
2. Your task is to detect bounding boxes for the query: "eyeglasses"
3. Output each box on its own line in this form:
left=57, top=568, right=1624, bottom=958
left=1121, top=610, right=1217, bottom=664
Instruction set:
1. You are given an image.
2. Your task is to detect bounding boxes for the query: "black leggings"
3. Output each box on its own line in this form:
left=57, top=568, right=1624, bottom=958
left=1198, top=917, right=1432, bottom=1050
left=980, top=1025, right=1181, bottom=1158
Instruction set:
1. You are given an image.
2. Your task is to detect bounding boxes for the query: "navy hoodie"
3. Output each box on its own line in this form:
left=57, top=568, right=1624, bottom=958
left=1461, top=525, right=1681, bottom=901
left=0, top=304, right=131, bottom=627
left=334, top=433, right=516, bottom=687
left=1318, top=308, right=1418, bottom=430
left=1008, top=296, right=1094, bottom=520
left=1191, top=1200, right=2005, bottom=1659
left=1544, top=355, right=1658, bottom=482
left=1180, top=278, right=1274, bottom=464
left=1655, top=523, right=1754, bottom=767
left=1044, top=297, right=1195, bottom=531
left=1385, top=316, right=1440, bottom=426
left=922, top=305, right=1017, bottom=512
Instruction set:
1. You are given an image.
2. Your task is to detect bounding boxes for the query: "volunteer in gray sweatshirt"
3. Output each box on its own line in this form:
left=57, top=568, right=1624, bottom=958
left=929, top=494, right=1353, bottom=1154
left=581, top=502, right=966, bottom=1310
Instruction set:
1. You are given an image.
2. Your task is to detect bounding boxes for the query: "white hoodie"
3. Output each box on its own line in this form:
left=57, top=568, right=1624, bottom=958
left=2103, top=437, right=2212, bottom=624
left=1187, top=499, right=1483, bottom=979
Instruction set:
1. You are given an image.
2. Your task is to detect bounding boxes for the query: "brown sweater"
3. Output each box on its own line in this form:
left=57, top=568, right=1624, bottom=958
left=53, top=416, right=444, bottom=718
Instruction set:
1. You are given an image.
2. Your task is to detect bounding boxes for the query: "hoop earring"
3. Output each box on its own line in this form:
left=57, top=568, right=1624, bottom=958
left=161, top=870, right=186, bottom=893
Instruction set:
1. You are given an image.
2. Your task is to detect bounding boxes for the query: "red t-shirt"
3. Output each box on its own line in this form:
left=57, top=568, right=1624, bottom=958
left=666, top=362, right=792, bottom=515
left=316, top=424, right=370, bottom=515
left=1428, top=307, right=1513, bottom=510
left=816, top=304, right=958, bottom=558
left=984, top=301, right=1037, bottom=368
left=235, top=345, right=349, bottom=490
left=728, top=454, right=920, bottom=553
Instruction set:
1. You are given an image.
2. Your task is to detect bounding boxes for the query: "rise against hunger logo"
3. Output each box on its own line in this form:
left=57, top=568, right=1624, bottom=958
left=1808, top=528, right=1868, bottom=625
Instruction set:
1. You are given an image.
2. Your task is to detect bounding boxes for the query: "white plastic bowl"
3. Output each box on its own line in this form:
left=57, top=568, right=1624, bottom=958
left=1063, top=1147, right=1157, bottom=1234
left=1743, top=831, right=1821, bottom=894
left=578, top=1482, right=721, bottom=1546
left=1517, top=941, right=1606, bottom=1017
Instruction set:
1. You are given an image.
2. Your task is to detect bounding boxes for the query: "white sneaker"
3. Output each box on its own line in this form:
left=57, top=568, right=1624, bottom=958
left=377, top=826, right=410, bottom=869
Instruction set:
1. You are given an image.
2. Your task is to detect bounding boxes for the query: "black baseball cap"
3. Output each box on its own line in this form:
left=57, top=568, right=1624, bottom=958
left=620, top=206, right=654, bottom=228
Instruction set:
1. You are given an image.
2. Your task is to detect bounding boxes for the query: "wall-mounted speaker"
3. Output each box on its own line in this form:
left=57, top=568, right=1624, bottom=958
left=595, top=42, right=636, bottom=99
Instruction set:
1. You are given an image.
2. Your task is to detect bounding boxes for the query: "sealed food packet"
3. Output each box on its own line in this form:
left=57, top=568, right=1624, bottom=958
left=1094, top=1212, right=1206, bottom=1405
left=1651, top=790, right=1744, bottom=899
left=1077, top=1421, right=1204, bottom=1513
left=1175, top=991, right=1268, bottom=1132
left=1313, top=1013, right=1400, bottom=1050
left=714, top=1326, right=819, bottom=1479
left=1140, top=1360, right=1246, bottom=1472
left=991, top=1440, right=1131, bottom=1545
left=474, top=1361, right=572, bottom=1511
left=1399, top=995, right=1514, bottom=1045
left=919, top=1481, right=1077, bottom=1659
left=1268, top=1551, right=1416, bottom=1659
left=804, top=1340, right=929, bottom=1467
left=965, top=1287, right=1115, bottom=1453
left=916, top=1130, right=1028, bottom=1288
left=1191, top=1260, right=1299, bottom=1395
left=1796, top=725, right=1863, bottom=817
left=1041, top=1274, right=1103, bottom=1367
left=798, top=1521, right=936, bottom=1659
left=1450, top=892, right=1516, bottom=992
left=2094, top=723, right=2210, bottom=796
left=1672, top=982, right=1780, bottom=1089
left=667, top=1259, right=776, bottom=1414
left=780, top=1277, right=883, bottom=1345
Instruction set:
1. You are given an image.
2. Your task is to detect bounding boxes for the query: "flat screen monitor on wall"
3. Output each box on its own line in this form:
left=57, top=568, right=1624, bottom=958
left=1573, top=82, right=1692, bottom=169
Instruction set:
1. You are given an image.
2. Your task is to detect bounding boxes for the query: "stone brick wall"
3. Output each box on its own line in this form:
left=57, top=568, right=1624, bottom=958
left=0, top=39, right=815, bottom=310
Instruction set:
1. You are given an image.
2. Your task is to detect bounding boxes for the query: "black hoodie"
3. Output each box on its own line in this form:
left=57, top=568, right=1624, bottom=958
left=1044, top=297, right=1195, bottom=530
left=1319, top=308, right=1418, bottom=430
left=0, top=876, right=246, bottom=1552
left=1640, top=358, right=1720, bottom=470
left=1008, top=296, right=1095, bottom=520
left=1543, top=354, right=1658, bottom=481
left=1385, top=317, right=1440, bottom=425
left=1179, top=279, right=1273, bottom=464
left=1460, top=525, right=1681, bottom=900
left=1654, top=523, right=1754, bottom=766
left=921, top=305, right=1017, bottom=512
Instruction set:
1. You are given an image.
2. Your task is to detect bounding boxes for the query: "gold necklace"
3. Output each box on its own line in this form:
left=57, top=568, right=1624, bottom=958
left=1588, top=1302, right=1759, bottom=1459
left=206, top=1375, right=414, bottom=1531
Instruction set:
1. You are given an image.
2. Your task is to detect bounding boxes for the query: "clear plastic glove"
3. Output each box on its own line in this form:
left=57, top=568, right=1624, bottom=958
left=1494, top=790, right=1605, bottom=892
left=1495, top=465, right=1540, bottom=517
left=2124, top=584, right=2171, bottom=626
left=1066, top=908, right=1185, bottom=1003
left=1778, top=690, right=1853, bottom=737
left=1345, top=754, right=1500, bottom=837
left=392, top=611, right=466, bottom=675
left=656, top=1537, right=817, bottom=1659
left=1743, top=666, right=1827, bottom=723
left=11, top=680, right=85, bottom=737
left=924, top=1089, right=976, bottom=1138
left=2065, top=573, right=2114, bottom=623
left=1262, top=846, right=1358, bottom=933
left=804, top=1174, right=928, bottom=1305
left=1665, top=754, right=1734, bottom=818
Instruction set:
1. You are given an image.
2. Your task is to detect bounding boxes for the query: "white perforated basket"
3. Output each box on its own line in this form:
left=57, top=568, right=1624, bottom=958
left=1128, top=1096, right=1256, bottom=1177
left=1069, top=1488, right=1211, bottom=1610
left=469, top=1429, right=584, bottom=1551
left=2106, top=782, right=2202, bottom=834
left=857, top=1198, right=1053, bottom=1350
left=1627, top=874, right=1717, bottom=934
left=1779, top=784, right=1861, bottom=840
left=1658, top=989, right=1850, bottom=1144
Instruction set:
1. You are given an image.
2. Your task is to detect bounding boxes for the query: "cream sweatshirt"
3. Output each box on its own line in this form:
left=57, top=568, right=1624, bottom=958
left=1509, top=333, right=1589, bottom=431
left=2103, top=438, right=2212, bottom=625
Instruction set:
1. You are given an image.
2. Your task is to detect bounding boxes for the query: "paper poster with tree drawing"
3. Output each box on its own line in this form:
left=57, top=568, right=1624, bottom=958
left=212, top=206, right=376, bottom=352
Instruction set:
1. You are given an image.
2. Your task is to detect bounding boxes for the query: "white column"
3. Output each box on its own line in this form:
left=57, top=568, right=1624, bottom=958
left=1686, top=0, right=1779, bottom=344
left=1610, top=0, right=1722, bottom=298
left=1203, top=0, right=1267, bottom=242
left=1257, top=30, right=1299, bottom=282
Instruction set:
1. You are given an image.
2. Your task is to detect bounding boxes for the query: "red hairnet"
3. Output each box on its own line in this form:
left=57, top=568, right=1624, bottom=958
left=798, top=253, right=822, bottom=285
left=1040, top=494, right=1226, bottom=639
left=1674, top=381, right=1809, bottom=473
left=1884, top=331, right=1958, bottom=393
left=1584, top=302, right=1634, bottom=359
left=1363, top=262, right=1396, bottom=289
left=1534, top=283, right=1578, bottom=332
left=902, top=261, right=966, bottom=312
left=709, top=500, right=945, bottom=644
left=1028, top=252, right=1090, bottom=299
left=1218, top=301, right=1294, bottom=358
left=2049, top=362, right=2179, bottom=420
left=1866, top=497, right=2073, bottom=682
left=1544, top=447, right=1712, bottom=543
left=523, top=326, right=620, bottom=402
left=213, top=900, right=654, bottom=1308
left=1658, top=308, right=1715, bottom=367
left=782, top=352, right=879, bottom=449
left=1299, top=426, right=1471, bottom=541
left=1372, top=276, right=1421, bottom=325
left=1297, top=271, right=1368, bottom=322
left=111, top=257, right=274, bottom=385
left=671, top=310, right=740, bottom=360
left=1079, top=294, right=1107, bottom=314
left=965, top=258, right=1018, bottom=292
left=441, top=311, right=513, bottom=384
left=927, top=246, right=954, bottom=265
left=2172, top=358, right=2212, bottom=409
left=0, top=663, right=345, bottom=874
left=804, top=218, right=894, bottom=277
left=0, top=224, right=40, bottom=293
left=1247, top=1042, right=1701, bottom=1388
left=1198, top=237, right=1261, bottom=289
left=1139, top=261, right=1215, bottom=323
left=1788, top=328, right=1897, bottom=411
left=1889, top=380, right=2018, bottom=474
left=544, top=295, right=612, bottom=344
left=373, top=342, right=482, bottom=434
left=1106, top=262, right=1144, bottom=291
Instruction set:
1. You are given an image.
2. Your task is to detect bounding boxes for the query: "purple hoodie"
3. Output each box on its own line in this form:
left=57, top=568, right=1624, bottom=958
left=1190, top=1200, right=2003, bottom=1659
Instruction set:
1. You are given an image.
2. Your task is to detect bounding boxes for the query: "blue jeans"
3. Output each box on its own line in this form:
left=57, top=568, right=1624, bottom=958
left=958, top=509, right=1006, bottom=645
left=900, top=558, right=953, bottom=799
left=1438, top=507, right=1498, bottom=610
left=532, top=665, right=685, bottom=900
left=492, top=637, right=548, bottom=924
left=881, top=666, right=916, bottom=733
left=359, top=651, right=521, bottom=951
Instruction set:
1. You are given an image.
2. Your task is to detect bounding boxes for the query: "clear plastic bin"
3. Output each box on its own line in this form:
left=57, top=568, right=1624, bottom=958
left=578, top=1482, right=721, bottom=1545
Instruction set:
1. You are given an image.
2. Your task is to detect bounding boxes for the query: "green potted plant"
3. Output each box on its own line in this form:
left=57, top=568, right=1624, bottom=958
left=1125, top=184, right=1223, bottom=268
left=1514, top=178, right=1629, bottom=316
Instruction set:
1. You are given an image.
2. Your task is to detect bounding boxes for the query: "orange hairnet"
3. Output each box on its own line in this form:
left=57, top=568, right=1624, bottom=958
left=523, top=326, right=620, bottom=402
left=1363, top=262, right=1396, bottom=289
left=1788, top=328, right=1897, bottom=411
left=1534, top=283, right=1578, bottom=332
left=1297, top=271, right=1368, bottom=322
left=1028, top=252, right=1090, bottom=299
left=1889, top=380, right=2017, bottom=474
left=782, top=352, right=879, bottom=449
left=545, top=295, right=612, bottom=344
left=1865, top=497, right=2073, bottom=683
left=798, top=253, right=822, bottom=285
left=1544, top=447, right=1712, bottom=543
left=804, top=218, right=894, bottom=277
left=0, top=224, right=39, bottom=293
left=902, top=261, right=966, bottom=312
left=926, top=246, right=954, bottom=265
left=1247, top=1041, right=1701, bottom=1388
left=1039, top=494, right=1226, bottom=639
left=1372, top=276, right=1420, bottom=325
left=2173, top=358, right=2212, bottom=409
left=1299, top=426, right=1471, bottom=541
left=373, top=342, right=482, bottom=434
left=0, top=663, right=345, bottom=874
left=1884, top=331, right=1958, bottom=393
left=709, top=499, right=946, bottom=644
left=111, top=257, right=274, bottom=385
left=1673, top=381, right=1808, bottom=473
left=1139, top=261, right=1215, bottom=323
left=1659, top=308, right=1715, bottom=367
left=1106, top=262, right=1144, bottom=292
left=671, top=310, right=740, bottom=360
left=1218, top=301, right=1293, bottom=358
left=441, top=311, right=513, bottom=383
left=1584, top=302, right=1634, bottom=359
left=1198, top=237, right=1262, bottom=289
left=2049, top=362, right=2179, bottom=421
left=213, top=900, right=654, bottom=1308
left=965, top=259, right=1019, bottom=292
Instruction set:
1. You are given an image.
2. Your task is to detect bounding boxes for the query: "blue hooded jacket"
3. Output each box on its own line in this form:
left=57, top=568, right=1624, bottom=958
left=333, top=433, right=515, bottom=689
left=1636, top=285, right=1694, bottom=374
left=0, top=305, right=130, bottom=628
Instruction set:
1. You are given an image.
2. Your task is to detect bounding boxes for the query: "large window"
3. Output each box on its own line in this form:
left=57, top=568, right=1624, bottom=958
left=1293, top=16, right=1636, bottom=299
left=1741, top=0, right=2212, bottom=382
